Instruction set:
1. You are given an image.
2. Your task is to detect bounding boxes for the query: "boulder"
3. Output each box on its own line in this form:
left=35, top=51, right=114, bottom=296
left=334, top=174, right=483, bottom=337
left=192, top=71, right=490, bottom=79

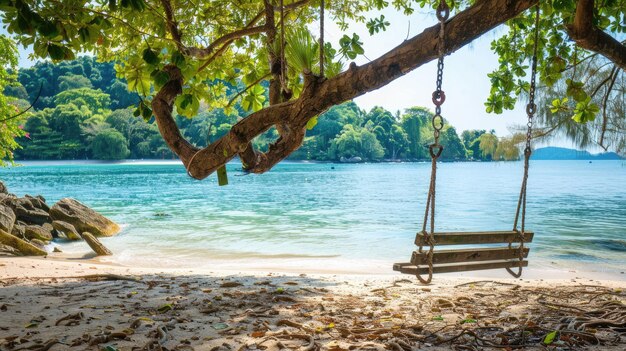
left=81, top=232, right=112, bottom=256
left=30, top=238, right=47, bottom=250
left=0, top=204, right=15, bottom=233
left=24, top=225, right=53, bottom=242
left=14, top=205, right=50, bottom=225
left=50, top=198, right=120, bottom=237
left=0, top=181, right=7, bottom=194
left=0, top=243, right=20, bottom=256
left=11, top=223, right=25, bottom=239
left=52, top=220, right=81, bottom=240
left=0, top=229, right=46, bottom=256
left=25, top=195, right=50, bottom=212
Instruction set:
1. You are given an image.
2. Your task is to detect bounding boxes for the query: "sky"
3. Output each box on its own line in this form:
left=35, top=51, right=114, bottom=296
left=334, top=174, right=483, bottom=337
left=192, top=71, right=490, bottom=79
left=3, top=4, right=581, bottom=148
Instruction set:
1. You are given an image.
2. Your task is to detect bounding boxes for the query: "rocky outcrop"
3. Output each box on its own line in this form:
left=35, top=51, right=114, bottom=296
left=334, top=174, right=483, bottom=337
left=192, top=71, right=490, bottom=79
left=0, top=184, right=118, bottom=256
left=0, top=204, right=15, bottom=233
left=0, top=229, right=47, bottom=256
left=52, top=220, right=81, bottom=240
left=50, top=198, right=120, bottom=237
left=81, top=232, right=112, bottom=256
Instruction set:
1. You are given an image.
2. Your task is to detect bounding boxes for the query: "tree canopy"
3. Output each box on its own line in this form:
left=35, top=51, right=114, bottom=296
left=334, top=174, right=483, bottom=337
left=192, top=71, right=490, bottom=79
left=0, top=0, right=624, bottom=175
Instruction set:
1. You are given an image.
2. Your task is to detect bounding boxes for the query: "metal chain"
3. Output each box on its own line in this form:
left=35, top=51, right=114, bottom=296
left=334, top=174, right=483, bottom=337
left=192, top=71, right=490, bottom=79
left=416, top=0, right=449, bottom=285
left=508, top=4, right=540, bottom=278
left=279, top=0, right=286, bottom=90
left=319, top=0, right=325, bottom=78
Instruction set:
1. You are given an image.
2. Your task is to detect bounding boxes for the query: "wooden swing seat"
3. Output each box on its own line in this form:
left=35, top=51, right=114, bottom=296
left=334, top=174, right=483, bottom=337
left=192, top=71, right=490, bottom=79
left=393, top=230, right=533, bottom=275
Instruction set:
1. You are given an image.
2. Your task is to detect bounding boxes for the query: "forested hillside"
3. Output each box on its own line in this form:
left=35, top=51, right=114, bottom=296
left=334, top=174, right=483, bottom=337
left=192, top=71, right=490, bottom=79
left=6, top=58, right=519, bottom=162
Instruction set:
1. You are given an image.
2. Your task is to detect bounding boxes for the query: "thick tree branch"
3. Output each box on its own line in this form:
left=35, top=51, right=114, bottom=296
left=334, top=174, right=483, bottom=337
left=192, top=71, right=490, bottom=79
left=566, top=0, right=626, bottom=71
left=153, top=0, right=539, bottom=180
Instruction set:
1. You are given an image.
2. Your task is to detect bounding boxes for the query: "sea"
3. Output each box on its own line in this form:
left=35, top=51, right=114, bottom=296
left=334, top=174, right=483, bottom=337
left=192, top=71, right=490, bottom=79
left=2, top=160, right=625, bottom=278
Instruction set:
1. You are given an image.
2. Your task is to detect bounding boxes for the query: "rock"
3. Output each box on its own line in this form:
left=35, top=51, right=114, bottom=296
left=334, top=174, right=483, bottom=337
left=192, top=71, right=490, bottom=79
left=0, top=243, right=20, bottom=256
left=30, top=238, right=47, bottom=249
left=0, top=229, right=46, bottom=256
left=0, top=204, right=15, bottom=233
left=25, top=195, right=50, bottom=212
left=51, top=220, right=81, bottom=240
left=81, top=232, right=112, bottom=256
left=0, top=181, right=7, bottom=194
left=24, top=225, right=53, bottom=242
left=53, top=246, right=62, bottom=253
left=11, top=223, right=25, bottom=239
left=14, top=205, right=50, bottom=225
left=50, top=198, right=120, bottom=237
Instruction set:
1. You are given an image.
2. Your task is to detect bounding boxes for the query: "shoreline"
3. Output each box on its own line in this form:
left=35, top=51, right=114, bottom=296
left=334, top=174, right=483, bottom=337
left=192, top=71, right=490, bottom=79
left=3, top=253, right=625, bottom=282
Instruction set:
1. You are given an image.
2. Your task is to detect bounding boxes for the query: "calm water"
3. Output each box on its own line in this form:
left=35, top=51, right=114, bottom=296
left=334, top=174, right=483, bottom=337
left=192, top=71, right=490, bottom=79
left=1, top=160, right=625, bottom=275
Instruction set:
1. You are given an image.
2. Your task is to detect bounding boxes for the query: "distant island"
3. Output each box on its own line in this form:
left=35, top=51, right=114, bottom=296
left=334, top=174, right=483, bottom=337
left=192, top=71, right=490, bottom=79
left=532, top=147, right=623, bottom=160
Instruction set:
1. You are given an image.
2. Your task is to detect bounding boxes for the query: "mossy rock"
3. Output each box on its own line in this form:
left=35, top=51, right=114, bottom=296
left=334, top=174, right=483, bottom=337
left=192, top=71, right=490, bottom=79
left=0, top=229, right=46, bottom=256
left=50, top=198, right=120, bottom=237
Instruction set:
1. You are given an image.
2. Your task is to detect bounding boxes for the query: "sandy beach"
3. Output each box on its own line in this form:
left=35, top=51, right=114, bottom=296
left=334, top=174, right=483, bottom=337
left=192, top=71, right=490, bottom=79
left=1, top=257, right=624, bottom=350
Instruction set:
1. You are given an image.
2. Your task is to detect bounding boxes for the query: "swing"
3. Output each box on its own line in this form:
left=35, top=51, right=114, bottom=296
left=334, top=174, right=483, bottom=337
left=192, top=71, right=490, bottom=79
left=393, top=1, right=541, bottom=284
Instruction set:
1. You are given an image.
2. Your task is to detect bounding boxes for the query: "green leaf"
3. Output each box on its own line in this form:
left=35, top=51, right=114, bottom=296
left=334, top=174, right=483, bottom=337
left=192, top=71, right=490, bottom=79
left=432, top=316, right=444, bottom=321
left=306, top=116, right=318, bottom=130
left=460, top=318, right=477, bottom=324
left=157, top=303, right=173, bottom=313
left=151, top=69, right=170, bottom=89
left=142, top=48, right=160, bottom=66
left=38, top=21, right=58, bottom=38
left=543, top=330, right=558, bottom=344
left=47, top=43, right=65, bottom=60
left=171, top=51, right=186, bottom=68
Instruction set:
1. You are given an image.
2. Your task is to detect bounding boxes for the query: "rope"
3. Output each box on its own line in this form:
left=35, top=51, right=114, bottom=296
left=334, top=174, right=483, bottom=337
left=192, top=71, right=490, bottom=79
left=508, top=4, right=540, bottom=278
left=319, top=0, right=325, bottom=78
left=416, top=0, right=449, bottom=285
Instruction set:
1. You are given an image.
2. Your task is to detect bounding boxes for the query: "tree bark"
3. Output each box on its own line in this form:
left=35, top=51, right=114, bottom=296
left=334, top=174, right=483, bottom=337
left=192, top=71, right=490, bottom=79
left=152, top=0, right=539, bottom=180
left=566, top=0, right=626, bottom=71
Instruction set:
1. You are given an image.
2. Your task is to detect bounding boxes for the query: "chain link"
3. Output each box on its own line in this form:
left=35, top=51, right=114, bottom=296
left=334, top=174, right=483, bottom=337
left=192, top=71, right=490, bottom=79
left=416, top=0, right=449, bottom=285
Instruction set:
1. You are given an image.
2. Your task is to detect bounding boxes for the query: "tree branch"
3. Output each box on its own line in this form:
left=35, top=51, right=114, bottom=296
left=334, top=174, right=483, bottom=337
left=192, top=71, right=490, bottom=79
left=566, top=0, right=626, bottom=71
left=153, top=0, right=539, bottom=179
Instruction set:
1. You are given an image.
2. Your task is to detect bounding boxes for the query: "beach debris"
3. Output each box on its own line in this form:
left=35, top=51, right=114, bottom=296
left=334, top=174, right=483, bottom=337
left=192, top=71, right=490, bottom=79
left=0, top=228, right=46, bottom=256
left=50, top=198, right=120, bottom=237
left=81, top=231, right=112, bottom=256
left=52, top=220, right=82, bottom=240
left=55, top=312, right=84, bottom=326
left=220, top=281, right=243, bottom=288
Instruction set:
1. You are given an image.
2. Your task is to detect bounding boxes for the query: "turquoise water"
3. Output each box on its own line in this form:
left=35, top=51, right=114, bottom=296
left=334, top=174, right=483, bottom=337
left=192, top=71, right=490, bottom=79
left=1, top=160, right=625, bottom=275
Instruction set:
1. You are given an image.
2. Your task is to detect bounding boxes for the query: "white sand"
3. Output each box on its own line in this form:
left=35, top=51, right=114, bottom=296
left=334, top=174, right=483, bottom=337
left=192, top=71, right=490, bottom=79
left=1, top=256, right=625, bottom=350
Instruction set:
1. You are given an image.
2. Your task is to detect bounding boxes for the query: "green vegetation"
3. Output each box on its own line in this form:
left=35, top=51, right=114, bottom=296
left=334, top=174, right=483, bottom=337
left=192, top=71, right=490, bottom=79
left=6, top=58, right=520, bottom=162
left=0, top=34, right=25, bottom=165
left=0, top=1, right=623, bottom=174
